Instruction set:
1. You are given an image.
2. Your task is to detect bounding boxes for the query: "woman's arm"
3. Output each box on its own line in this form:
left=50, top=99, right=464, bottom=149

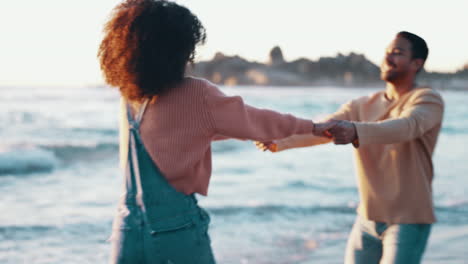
left=259, top=100, right=355, bottom=152
left=203, top=84, right=317, bottom=142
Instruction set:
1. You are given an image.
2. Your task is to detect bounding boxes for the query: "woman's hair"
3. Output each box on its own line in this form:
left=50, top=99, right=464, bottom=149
left=98, top=0, right=206, bottom=101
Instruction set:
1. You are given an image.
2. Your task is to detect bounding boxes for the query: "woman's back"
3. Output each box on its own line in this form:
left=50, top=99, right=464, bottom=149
left=120, top=77, right=314, bottom=195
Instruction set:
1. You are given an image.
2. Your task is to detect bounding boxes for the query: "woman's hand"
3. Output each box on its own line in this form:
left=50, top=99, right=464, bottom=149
left=254, top=141, right=278, bottom=152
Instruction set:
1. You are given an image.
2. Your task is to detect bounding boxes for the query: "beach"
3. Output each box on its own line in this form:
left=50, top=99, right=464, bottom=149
left=0, top=85, right=467, bottom=263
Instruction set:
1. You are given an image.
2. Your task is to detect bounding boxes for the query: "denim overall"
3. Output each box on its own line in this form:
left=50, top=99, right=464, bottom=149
left=109, top=100, right=216, bottom=264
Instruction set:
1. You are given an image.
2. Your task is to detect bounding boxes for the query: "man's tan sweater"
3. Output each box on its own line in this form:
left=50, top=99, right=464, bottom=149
left=275, top=88, right=444, bottom=224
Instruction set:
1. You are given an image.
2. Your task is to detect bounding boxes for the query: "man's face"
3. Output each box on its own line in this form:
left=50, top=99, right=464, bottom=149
left=380, top=37, right=419, bottom=83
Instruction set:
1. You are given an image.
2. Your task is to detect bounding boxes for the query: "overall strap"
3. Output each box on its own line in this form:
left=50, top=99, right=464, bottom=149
left=124, top=98, right=150, bottom=209
left=135, top=99, right=149, bottom=123
left=126, top=99, right=150, bottom=130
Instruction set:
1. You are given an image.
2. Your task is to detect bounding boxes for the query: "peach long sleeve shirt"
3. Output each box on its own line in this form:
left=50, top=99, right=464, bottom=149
left=119, top=77, right=314, bottom=196
left=274, top=87, right=444, bottom=224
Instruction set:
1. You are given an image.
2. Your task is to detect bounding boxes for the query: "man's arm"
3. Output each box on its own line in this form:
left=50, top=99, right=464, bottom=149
left=353, top=91, right=444, bottom=146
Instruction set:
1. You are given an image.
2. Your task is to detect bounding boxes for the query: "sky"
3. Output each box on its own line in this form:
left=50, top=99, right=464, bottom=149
left=1, top=0, right=467, bottom=86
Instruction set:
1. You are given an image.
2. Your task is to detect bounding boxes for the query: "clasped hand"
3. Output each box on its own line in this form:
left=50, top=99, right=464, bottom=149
left=314, top=119, right=358, bottom=145
left=255, top=119, right=358, bottom=152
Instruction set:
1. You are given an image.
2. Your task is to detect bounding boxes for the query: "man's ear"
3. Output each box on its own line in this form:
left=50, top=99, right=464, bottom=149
left=412, top=58, right=425, bottom=72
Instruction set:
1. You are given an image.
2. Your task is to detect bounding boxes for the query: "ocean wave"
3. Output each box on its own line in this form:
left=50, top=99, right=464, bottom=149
left=70, top=127, right=118, bottom=136
left=204, top=202, right=468, bottom=224
left=0, top=225, right=57, bottom=241
left=0, top=225, right=53, bottom=235
left=0, top=146, right=58, bottom=175
left=441, top=125, right=468, bottom=135
left=216, top=167, right=254, bottom=175
left=435, top=202, right=468, bottom=225
left=206, top=204, right=356, bottom=216
left=0, top=222, right=111, bottom=243
left=211, top=140, right=244, bottom=153
left=0, top=142, right=119, bottom=175
left=280, top=180, right=357, bottom=193
left=43, top=143, right=119, bottom=163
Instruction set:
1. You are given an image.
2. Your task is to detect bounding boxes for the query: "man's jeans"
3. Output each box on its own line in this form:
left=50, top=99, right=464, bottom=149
left=345, top=216, right=431, bottom=264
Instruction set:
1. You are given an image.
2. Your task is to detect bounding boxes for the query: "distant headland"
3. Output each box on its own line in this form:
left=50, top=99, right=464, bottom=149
left=189, top=46, right=468, bottom=90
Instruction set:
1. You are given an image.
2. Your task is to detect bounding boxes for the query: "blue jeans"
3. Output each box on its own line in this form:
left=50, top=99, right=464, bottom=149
left=345, top=216, right=431, bottom=264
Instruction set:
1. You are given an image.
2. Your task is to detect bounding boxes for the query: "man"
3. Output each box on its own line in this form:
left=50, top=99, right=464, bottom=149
left=256, top=31, right=444, bottom=264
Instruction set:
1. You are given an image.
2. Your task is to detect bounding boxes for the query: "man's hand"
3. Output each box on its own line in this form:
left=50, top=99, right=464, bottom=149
left=254, top=141, right=278, bottom=152
left=328, top=120, right=359, bottom=146
left=313, top=120, right=340, bottom=137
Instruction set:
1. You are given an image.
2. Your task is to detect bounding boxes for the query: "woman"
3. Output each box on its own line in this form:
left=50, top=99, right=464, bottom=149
left=98, top=1, right=330, bottom=263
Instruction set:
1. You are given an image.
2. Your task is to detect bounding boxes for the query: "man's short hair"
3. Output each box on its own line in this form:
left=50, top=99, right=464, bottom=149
left=396, top=31, right=429, bottom=62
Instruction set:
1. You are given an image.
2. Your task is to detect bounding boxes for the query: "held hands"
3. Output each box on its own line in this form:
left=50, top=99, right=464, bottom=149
left=327, top=120, right=358, bottom=146
left=312, top=119, right=340, bottom=137
left=316, top=119, right=359, bottom=146
left=254, top=120, right=339, bottom=152
left=254, top=119, right=359, bottom=152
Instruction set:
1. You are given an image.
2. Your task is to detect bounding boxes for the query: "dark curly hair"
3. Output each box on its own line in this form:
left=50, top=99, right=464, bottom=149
left=98, top=0, right=206, bottom=101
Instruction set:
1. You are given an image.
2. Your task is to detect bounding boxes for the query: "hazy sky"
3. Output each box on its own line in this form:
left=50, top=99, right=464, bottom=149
left=1, top=0, right=467, bottom=86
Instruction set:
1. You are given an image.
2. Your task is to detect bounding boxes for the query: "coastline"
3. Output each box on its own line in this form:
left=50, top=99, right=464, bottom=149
left=189, top=47, right=468, bottom=91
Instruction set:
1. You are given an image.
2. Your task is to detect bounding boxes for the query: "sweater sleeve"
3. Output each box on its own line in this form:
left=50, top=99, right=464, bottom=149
left=274, top=100, right=355, bottom=151
left=203, top=84, right=314, bottom=141
left=354, top=90, right=444, bottom=146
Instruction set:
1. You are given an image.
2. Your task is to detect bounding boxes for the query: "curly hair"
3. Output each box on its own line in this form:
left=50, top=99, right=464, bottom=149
left=98, top=0, right=206, bottom=101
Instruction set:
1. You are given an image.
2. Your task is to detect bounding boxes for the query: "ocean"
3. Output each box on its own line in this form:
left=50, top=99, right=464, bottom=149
left=1, top=85, right=467, bottom=264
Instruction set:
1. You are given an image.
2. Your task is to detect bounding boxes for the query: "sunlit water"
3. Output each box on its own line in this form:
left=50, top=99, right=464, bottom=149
left=0, top=85, right=467, bottom=263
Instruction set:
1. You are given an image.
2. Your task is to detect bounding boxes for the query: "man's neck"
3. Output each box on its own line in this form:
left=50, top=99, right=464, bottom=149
left=385, top=81, right=415, bottom=101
